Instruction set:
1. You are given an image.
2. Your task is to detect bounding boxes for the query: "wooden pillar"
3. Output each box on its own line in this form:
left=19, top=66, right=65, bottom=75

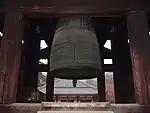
left=46, top=45, right=54, bottom=101
left=0, top=20, right=4, bottom=48
left=25, top=25, right=40, bottom=98
left=17, top=23, right=40, bottom=101
left=56, top=95, right=58, bottom=102
left=77, top=96, right=79, bottom=102
left=127, top=11, right=150, bottom=104
left=112, top=21, right=135, bottom=103
left=97, top=72, right=105, bottom=102
left=0, top=12, right=24, bottom=103
left=97, top=45, right=106, bottom=102
left=46, top=74, right=54, bottom=101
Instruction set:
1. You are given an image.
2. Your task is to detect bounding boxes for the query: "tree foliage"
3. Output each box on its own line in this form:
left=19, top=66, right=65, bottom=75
left=85, top=72, right=114, bottom=86
left=86, top=79, right=97, bottom=87
left=38, top=72, right=47, bottom=87
left=105, top=72, right=113, bottom=84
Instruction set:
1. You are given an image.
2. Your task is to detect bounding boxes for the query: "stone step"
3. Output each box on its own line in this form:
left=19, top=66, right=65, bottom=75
left=41, top=102, right=111, bottom=108
left=38, top=111, right=114, bottom=113
left=41, top=102, right=112, bottom=111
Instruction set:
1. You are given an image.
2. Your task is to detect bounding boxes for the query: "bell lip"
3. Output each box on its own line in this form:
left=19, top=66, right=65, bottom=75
left=50, top=66, right=102, bottom=80
left=50, top=65, right=102, bottom=71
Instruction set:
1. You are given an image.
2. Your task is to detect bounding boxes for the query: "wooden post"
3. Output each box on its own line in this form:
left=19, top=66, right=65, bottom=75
left=97, top=45, right=106, bottom=102
left=23, top=24, right=40, bottom=101
left=112, top=21, right=135, bottom=103
left=0, top=12, right=24, bottom=103
left=46, top=73, right=54, bottom=101
left=77, top=96, right=79, bottom=102
left=56, top=95, right=58, bottom=102
left=46, top=45, right=54, bottom=101
left=97, top=70, right=106, bottom=102
left=127, top=11, right=150, bottom=104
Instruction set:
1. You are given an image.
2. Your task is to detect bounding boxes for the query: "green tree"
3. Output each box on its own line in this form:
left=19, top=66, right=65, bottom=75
left=38, top=72, right=47, bottom=87
left=86, top=79, right=97, bottom=86
left=85, top=72, right=114, bottom=86
left=105, top=72, right=113, bottom=84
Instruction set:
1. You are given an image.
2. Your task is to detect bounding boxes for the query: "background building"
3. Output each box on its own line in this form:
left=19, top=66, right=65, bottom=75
left=38, top=79, right=99, bottom=102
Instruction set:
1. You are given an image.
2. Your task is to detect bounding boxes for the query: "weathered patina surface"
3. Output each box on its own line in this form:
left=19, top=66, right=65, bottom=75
left=50, top=18, right=101, bottom=79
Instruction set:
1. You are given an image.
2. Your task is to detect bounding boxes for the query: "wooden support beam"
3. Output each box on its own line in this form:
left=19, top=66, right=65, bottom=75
left=127, top=11, right=150, bottom=105
left=38, top=64, right=49, bottom=72
left=40, top=48, right=49, bottom=59
left=102, top=48, right=112, bottom=59
left=101, top=47, right=113, bottom=71
left=97, top=72, right=106, bottom=102
left=0, top=12, right=24, bottom=103
left=112, top=21, right=135, bottom=103
left=46, top=72, right=54, bottom=102
left=45, top=44, right=54, bottom=102
left=97, top=46, right=106, bottom=102
left=16, top=1, right=150, bottom=15
left=20, top=23, right=40, bottom=101
left=103, top=64, right=113, bottom=71
left=1, top=0, right=150, bottom=17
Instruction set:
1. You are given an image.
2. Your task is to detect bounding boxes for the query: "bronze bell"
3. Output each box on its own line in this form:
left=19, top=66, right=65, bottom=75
left=50, top=18, right=102, bottom=79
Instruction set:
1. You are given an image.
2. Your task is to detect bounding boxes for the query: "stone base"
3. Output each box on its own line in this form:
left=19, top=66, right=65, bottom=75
left=0, top=103, right=150, bottom=113
left=38, top=111, right=113, bottom=113
left=41, top=102, right=111, bottom=107
left=41, top=102, right=111, bottom=111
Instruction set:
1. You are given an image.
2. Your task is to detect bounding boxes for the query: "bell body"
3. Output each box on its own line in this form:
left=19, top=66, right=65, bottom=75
left=50, top=18, right=102, bottom=79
